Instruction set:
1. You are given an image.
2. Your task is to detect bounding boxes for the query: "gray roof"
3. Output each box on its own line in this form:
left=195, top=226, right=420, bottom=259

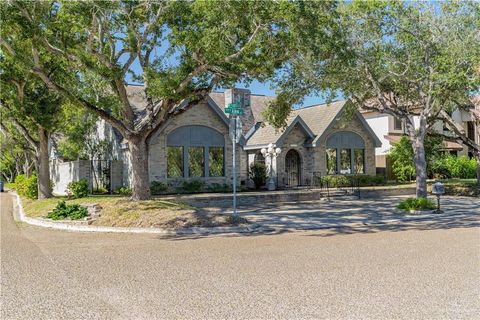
left=246, top=100, right=347, bottom=148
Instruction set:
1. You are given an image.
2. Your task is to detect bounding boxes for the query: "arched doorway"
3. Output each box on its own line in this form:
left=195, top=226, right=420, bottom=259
left=285, top=149, right=301, bottom=187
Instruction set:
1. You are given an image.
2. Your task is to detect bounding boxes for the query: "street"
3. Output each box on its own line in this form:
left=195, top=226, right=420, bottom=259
left=1, top=193, right=479, bottom=319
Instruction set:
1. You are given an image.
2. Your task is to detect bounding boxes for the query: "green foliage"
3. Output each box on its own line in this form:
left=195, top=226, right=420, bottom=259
left=15, top=174, right=38, bottom=199
left=435, top=155, right=477, bottom=179
left=47, top=201, right=88, bottom=220
left=397, top=197, right=436, bottom=211
left=320, top=175, right=350, bottom=188
left=320, top=174, right=384, bottom=188
left=150, top=181, right=168, bottom=195
left=177, top=180, right=205, bottom=194
left=249, top=163, right=267, bottom=189
left=207, top=183, right=232, bottom=193
left=114, top=186, right=132, bottom=196
left=67, top=179, right=89, bottom=199
left=389, top=136, right=445, bottom=181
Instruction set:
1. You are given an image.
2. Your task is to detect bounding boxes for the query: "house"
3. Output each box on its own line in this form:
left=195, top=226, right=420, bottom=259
left=361, top=97, right=480, bottom=176
left=50, top=86, right=382, bottom=194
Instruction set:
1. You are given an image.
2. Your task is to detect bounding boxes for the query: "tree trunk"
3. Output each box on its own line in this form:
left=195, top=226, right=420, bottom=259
left=37, top=127, right=52, bottom=199
left=413, top=138, right=428, bottom=198
left=129, top=137, right=151, bottom=200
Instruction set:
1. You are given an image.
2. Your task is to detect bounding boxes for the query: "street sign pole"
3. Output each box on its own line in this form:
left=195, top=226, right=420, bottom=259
left=226, top=102, right=243, bottom=217
left=232, top=116, right=237, bottom=217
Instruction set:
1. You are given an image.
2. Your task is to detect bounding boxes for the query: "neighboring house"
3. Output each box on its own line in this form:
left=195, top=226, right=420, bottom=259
left=362, top=98, right=479, bottom=174
left=50, top=85, right=382, bottom=194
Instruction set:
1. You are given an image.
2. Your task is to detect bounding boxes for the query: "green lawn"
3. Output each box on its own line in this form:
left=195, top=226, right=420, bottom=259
left=20, top=195, right=248, bottom=229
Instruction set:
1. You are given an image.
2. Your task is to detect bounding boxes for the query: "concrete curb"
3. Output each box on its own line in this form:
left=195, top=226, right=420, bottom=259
left=12, top=193, right=268, bottom=235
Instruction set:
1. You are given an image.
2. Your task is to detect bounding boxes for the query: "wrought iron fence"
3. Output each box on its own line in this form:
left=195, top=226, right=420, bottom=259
left=91, top=160, right=112, bottom=194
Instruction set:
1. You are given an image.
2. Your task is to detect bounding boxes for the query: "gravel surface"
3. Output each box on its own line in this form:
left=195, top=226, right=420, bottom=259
left=1, top=192, right=479, bottom=319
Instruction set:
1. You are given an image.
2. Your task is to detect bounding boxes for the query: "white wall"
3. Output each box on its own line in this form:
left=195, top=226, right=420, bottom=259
left=365, top=115, right=390, bottom=155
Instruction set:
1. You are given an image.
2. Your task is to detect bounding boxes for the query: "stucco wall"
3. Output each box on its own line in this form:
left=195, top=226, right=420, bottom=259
left=50, top=160, right=92, bottom=195
left=148, top=102, right=246, bottom=186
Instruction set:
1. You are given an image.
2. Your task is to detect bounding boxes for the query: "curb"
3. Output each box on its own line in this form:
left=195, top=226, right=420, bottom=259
left=12, top=193, right=269, bottom=235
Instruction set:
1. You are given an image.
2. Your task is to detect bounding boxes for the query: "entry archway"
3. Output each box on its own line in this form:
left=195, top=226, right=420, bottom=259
left=285, top=149, right=301, bottom=187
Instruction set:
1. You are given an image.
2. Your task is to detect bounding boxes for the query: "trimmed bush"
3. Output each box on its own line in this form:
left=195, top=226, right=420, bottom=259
left=150, top=181, right=168, bottom=195
left=397, top=197, right=436, bottom=211
left=67, top=179, right=89, bottom=199
left=15, top=174, right=38, bottom=199
left=47, top=200, right=88, bottom=220
left=207, top=183, right=232, bottom=193
left=249, top=162, right=267, bottom=189
left=177, top=179, right=205, bottom=193
left=114, top=186, right=132, bottom=196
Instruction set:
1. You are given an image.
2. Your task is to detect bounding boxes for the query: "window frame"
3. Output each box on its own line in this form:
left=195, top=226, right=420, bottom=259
left=167, top=146, right=184, bottom=178
left=326, top=131, right=366, bottom=175
left=166, top=126, right=225, bottom=179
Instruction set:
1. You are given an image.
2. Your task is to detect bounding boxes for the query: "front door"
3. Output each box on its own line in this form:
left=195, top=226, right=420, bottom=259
left=285, top=149, right=300, bottom=187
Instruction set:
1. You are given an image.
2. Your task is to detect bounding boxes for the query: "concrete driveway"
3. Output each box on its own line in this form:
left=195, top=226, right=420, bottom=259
left=1, top=192, right=479, bottom=319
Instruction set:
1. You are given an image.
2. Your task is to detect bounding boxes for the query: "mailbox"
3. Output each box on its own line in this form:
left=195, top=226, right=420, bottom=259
left=432, top=182, right=445, bottom=195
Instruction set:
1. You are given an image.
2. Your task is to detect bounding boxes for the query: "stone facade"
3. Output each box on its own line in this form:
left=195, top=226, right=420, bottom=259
left=148, top=102, right=245, bottom=186
left=313, top=115, right=377, bottom=177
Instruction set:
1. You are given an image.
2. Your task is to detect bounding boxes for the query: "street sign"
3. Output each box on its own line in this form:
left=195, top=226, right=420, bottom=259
left=224, top=102, right=243, bottom=115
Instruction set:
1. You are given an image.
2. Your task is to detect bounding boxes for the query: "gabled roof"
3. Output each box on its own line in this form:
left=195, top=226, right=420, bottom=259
left=245, top=100, right=346, bottom=148
left=245, top=100, right=382, bottom=149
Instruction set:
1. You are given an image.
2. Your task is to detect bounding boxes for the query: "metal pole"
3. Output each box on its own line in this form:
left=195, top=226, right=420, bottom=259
left=232, top=116, right=237, bottom=217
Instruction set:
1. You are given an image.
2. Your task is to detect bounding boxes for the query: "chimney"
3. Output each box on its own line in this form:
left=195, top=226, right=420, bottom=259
left=224, top=88, right=254, bottom=133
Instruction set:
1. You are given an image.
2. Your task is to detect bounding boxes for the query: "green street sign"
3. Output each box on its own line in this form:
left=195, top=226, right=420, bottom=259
left=225, top=102, right=243, bottom=114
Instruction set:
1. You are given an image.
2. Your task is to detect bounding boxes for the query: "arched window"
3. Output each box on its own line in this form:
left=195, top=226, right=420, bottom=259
left=326, top=132, right=365, bottom=174
left=254, top=151, right=265, bottom=165
left=166, top=126, right=225, bottom=178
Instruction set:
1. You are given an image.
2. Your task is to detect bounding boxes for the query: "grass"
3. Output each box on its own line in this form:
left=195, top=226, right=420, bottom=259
left=20, top=195, right=249, bottom=229
left=397, top=197, right=436, bottom=212
left=4, top=182, right=15, bottom=190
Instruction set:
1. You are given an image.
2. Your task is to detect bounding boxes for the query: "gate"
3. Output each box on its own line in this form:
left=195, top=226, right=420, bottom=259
left=91, top=160, right=112, bottom=194
left=285, top=149, right=301, bottom=187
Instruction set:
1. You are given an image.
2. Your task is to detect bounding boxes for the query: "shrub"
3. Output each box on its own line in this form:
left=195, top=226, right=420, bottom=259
left=397, top=197, right=436, bottom=211
left=249, top=162, right=267, bottom=189
left=15, top=174, right=38, bottom=199
left=207, top=183, right=232, bottom=193
left=320, top=175, right=349, bottom=188
left=114, top=186, right=132, bottom=196
left=150, top=181, right=168, bottom=195
left=444, top=155, right=476, bottom=179
left=47, top=200, right=88, bottom=220
left=177, top=179, right=205, bottom=193
left=351, top=174, right=385, bottom=186
left=67, top=179, right=89, bottom=199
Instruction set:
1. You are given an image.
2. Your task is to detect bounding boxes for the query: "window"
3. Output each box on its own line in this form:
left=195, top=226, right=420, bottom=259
left=209, top=147, right=224, bottom=177
left=394, top=117, right=402, bottom=130
left=166, top=126, right=225, bottom=178
left=167, top=147, right=183, bottom=178
left=254, top=151, right=265, bottom=165
left=326, top=131, right=365, bottom=175
left=340, top=149, right=351, bottom=174
left=326, top=149, right=337, bottom=174
left=188, top=147, right=204, bottom=177
left=354, top=149, right=365, bottom=174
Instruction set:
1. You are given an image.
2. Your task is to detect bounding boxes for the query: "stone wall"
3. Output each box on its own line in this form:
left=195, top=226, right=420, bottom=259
left=148, top=102, right=247, bottom=186
left=276, top=125, right=314, bottom=187
left=313, top=114, right=377, bottom=176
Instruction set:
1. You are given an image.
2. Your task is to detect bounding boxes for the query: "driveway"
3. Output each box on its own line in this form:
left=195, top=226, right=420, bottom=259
left=1, top=192, right=479, bottom=319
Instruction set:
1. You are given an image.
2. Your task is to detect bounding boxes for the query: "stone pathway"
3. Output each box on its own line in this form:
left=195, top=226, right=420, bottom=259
left=219, top=195, right=480, bottom=233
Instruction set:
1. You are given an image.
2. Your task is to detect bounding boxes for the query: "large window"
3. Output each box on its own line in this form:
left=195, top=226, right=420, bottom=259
left=340, top=149, right=351, bottom=174
left=166, top=126, right=225, bottom=178
left=326, top=148, right=337, bottom=174
left=188, top=147, right=204, bottom=177
left=354, top=149, right=365, bottom=174
left=326, top=132, right=365, bottom=175
left=167, top=146, right=183, bottom=178
left=209, top=147, right=224, bottom=177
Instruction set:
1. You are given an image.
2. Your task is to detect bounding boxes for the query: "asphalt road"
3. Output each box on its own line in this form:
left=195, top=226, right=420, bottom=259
left=1, top=192, right=479, bottom=319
